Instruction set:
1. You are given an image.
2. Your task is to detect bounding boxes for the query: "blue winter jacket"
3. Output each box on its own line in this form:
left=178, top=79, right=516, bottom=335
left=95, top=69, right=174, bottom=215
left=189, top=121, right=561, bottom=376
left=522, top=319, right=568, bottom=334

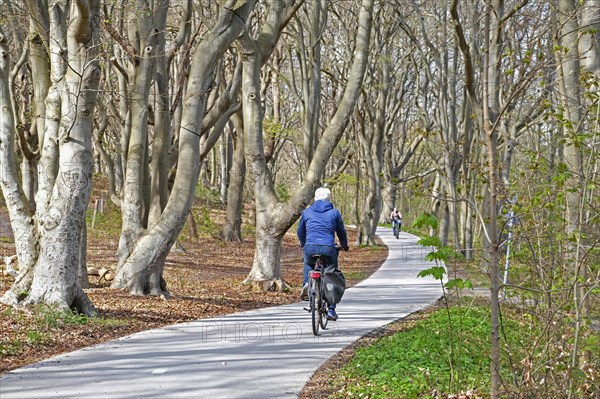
left=297, top=200, right=348, bottom=248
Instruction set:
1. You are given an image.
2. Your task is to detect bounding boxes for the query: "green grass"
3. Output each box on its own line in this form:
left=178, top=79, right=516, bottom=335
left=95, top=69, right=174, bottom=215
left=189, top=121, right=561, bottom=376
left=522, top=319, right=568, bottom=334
left=0, top=341, right=23, bottom=356
left=37, top=306, right=89, bottom=328
left=194, top=184, right=222, bottom=207
left=1, top=305, right=125, bottom=360
left=26, top=330, right=52, bottom=345
left=354, top=244, right=387, bottom=251
left=343, top=271, right=371, bottom=280
left=331, top=304, right=536, bottom=399
left=86, top=205, right=122, bottom=236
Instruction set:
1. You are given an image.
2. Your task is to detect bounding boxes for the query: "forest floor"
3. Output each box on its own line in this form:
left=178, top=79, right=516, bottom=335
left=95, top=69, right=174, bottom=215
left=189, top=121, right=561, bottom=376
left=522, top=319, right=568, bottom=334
left=0, top=209, right=389, bottom=381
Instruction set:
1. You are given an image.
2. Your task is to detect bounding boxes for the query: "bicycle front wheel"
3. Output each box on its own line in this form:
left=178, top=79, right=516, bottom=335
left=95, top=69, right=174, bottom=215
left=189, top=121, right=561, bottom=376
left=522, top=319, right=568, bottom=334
left=310, top=279, right=321, bottom=335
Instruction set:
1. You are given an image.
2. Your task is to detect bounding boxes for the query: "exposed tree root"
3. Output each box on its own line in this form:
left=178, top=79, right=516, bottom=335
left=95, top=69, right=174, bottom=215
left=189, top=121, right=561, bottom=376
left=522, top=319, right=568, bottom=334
left=242, top=278, right=289, bottom=292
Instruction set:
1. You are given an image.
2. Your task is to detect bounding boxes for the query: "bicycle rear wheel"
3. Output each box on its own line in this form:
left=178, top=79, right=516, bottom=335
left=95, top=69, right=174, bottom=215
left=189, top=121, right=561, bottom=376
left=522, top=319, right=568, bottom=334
left=310, top=279, right=321, bottom=335
left=319, top=296, right=329, bottom=330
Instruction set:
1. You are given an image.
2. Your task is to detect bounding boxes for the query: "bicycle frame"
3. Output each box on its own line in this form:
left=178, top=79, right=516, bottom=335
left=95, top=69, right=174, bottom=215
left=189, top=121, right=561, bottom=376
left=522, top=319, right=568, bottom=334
left=306, top=257, right=329, bottom=335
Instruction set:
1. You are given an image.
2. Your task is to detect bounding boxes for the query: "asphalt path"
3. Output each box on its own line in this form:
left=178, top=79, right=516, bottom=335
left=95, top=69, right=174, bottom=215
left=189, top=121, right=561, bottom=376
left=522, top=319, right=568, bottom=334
left=0, top=228, right=443, bottom=399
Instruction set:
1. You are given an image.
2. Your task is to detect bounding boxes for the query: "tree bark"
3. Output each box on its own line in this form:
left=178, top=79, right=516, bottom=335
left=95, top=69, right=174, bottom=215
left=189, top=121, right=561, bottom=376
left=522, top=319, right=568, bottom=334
left=240, top=0, right=374, bottom=288
left=1, top=0, right=102, bottom=315
left=299, top=0, right=326, bottom=167
left=482, top=2, right=501, bottom=397
left=147, top=2, right=171, bottom=226
left=116, top=4, right=159, bottom=266
left=112, top=4, right=254, bottom=295
left=222, top=114, right=245, bottom=242
left=357, top=32, right=389, bottom=244
left=556, top=0, right=590, bottom=388
left=578, top=0, right=600, bottom=77
left=0, top=29, right=38, bottom=305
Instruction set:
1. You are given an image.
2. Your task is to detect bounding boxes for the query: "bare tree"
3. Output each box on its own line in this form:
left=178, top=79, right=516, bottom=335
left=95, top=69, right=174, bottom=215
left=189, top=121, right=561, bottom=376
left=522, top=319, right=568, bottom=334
left=1, top=0, right=102, bottom=314
left=222, top=112, right=246, bottom=242
left=111, top=3, right=254, bottom=295
left=239, top=0, right=374, bottom=289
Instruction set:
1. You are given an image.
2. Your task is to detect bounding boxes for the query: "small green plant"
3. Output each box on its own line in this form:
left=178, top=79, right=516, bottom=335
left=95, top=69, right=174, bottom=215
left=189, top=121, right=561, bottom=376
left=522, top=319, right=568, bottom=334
left=195, top=207, right=221, bottom=237
left=275, top=183, right=291, bottom=201
left=37, top=305, right=88, bottom=329
left=194, top=184, right=222, bottom=207
left=26, top=330, right=52, bottom=345
left=62, top=311, right=89, bottom=325
left=333, top=302, right=538, bottom=398
left=0, top=341, right=23, bottom=356
left=411, top=212, right=474, bottom=395
left=411, top=212, right=470, bottom=290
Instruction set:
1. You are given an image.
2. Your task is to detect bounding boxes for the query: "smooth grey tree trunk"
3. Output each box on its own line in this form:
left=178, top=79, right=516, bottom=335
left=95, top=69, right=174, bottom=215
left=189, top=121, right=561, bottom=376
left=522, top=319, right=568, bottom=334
left=116, top=4, right=159, bottom=267
left=2, top=0, right=101, bottom=315
left=357, top=119, right=383, bottom=246
left=0, top=29, right=39, bottom=305
left=556, top=0, right=591, bottom=389
left=111, top=4, right=254, bottom=295
left=300, top=0, right=326, bottom=167
left=222, top=114, right=245, bottom=242
left=481, top=2, right=503, bottom=397
left=579, top=0, right=600, bottom=77
left=357, top=32, right=391, bottom=244
left=219, top=132, right=233, bottom=205
left=28, top=0, right=101, bottom=314
left=148, top=11, right=171, bottom=226
left=93, top=108, right=121, bottom=205
left=239, top=0, right=374, bottom=288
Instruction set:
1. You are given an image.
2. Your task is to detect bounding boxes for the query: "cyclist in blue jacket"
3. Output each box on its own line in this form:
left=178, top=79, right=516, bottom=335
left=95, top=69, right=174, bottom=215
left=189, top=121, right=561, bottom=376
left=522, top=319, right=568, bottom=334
left=297, top=187, right=349, bottom=321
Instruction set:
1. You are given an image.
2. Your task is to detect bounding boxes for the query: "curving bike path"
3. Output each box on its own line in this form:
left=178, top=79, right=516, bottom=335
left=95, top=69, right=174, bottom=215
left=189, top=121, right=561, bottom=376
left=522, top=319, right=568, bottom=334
left=0, top=228, right=443, bottom=399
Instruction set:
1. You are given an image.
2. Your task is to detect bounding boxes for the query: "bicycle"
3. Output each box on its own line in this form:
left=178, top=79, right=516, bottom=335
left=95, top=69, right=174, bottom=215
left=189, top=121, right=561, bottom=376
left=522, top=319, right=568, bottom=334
left=392, top=219, right=401, bottom=239
left=304, top=253, right=329, bottom=335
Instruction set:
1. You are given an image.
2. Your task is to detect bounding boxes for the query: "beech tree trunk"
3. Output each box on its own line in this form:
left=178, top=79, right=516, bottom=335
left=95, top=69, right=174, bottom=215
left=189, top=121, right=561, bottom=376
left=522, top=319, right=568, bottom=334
left=239, top=0, right=374, bottom=288
left=300, top=0, right=326, bottom=167
left=555, top=0, right=592, bottom=384
left=0, top=29, right=38, bottom=303
left=112, top=4, right=253, bottom=295
left=1, top=0, right=101, bottom=315
left=115, top=3, right=159, bottom=267
left=147, top=15, right=171, bottom=226
left=357, top=31, right=389, bottom=244
left=222, top=114, right=245, bottom=242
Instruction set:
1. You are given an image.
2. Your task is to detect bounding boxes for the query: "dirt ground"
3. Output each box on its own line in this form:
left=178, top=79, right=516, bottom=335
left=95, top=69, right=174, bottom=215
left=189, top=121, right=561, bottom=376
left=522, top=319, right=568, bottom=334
left=0, top=224, right=388, bottom=380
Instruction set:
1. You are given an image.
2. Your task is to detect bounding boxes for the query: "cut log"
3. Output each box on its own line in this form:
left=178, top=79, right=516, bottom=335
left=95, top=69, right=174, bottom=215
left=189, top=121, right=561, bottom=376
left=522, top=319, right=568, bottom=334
left=87, top=267, right=114, bottom=282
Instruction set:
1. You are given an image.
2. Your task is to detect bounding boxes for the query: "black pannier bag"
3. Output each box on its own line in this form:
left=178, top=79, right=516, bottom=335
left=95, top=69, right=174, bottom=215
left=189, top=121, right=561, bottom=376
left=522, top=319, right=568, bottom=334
left=322, top=265, right=346, bottom=305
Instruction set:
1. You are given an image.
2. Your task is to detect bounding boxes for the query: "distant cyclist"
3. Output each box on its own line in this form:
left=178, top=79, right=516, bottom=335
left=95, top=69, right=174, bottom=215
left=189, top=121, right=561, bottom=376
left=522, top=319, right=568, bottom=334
left=297, top=187, right=349, bottom=321
left=390, top=207, right=402, bottom=238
